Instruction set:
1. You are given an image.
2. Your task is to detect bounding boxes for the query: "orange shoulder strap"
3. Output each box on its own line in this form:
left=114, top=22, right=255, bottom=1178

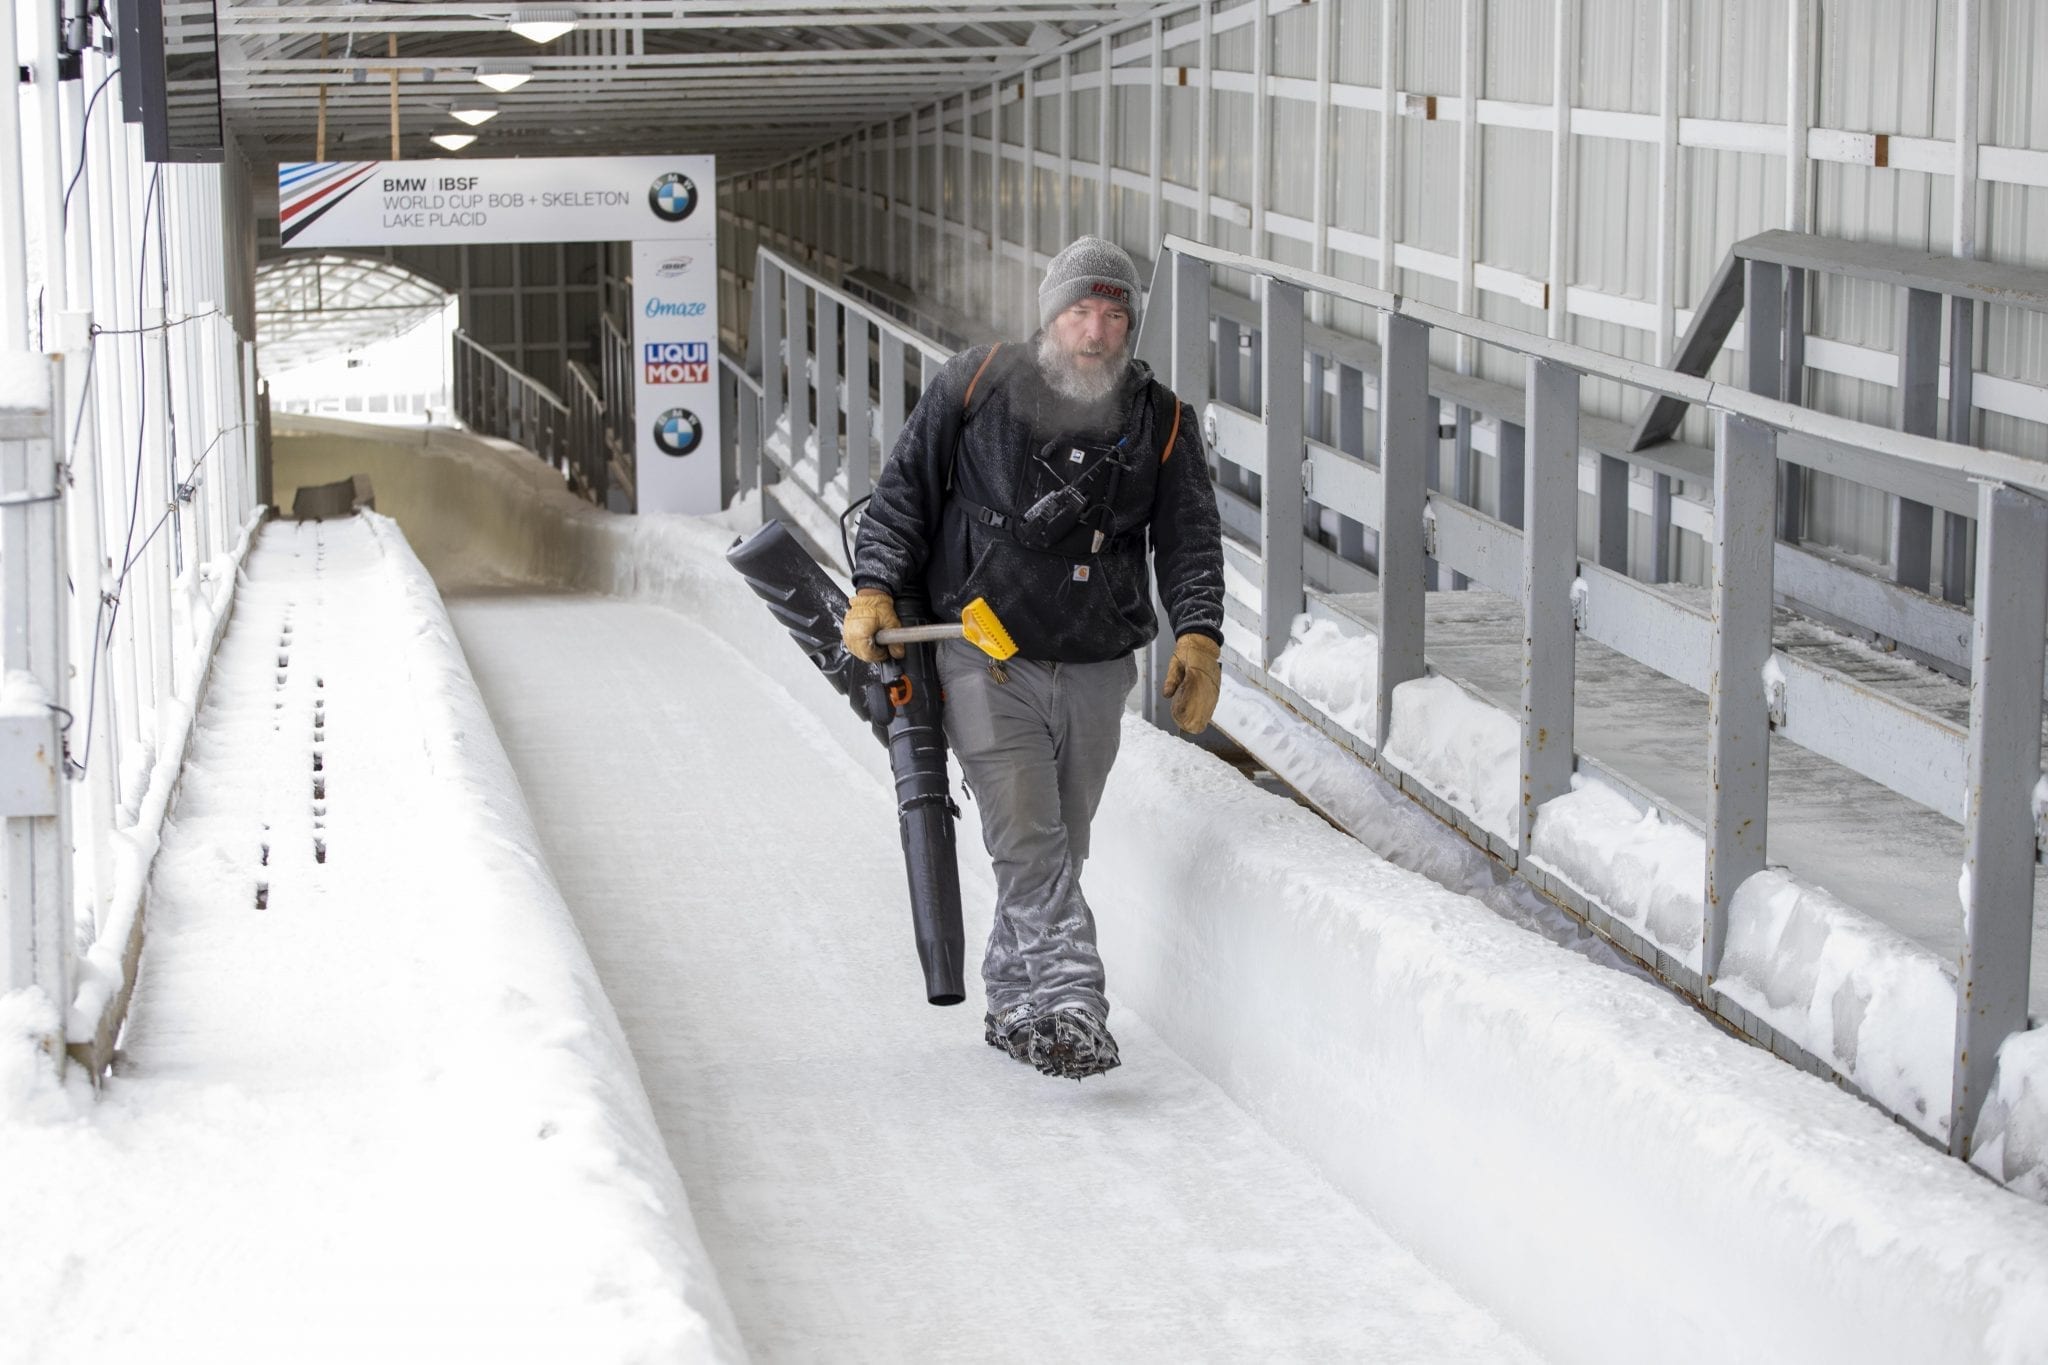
left=962, top=343, right=1004, bottom=411
left=1160, top=396, right=1183, bottom=464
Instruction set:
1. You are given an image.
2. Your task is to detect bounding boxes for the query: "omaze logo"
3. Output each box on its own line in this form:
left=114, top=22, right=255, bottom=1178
left=648, top=172, right=698, bottom=223
left=644, top=296, right=708, bottom=319
left=644, top=340, right=710, bottom=385
left=655, top=256, right=694, bottom=278
left=653, top=407, right=703, bottom=457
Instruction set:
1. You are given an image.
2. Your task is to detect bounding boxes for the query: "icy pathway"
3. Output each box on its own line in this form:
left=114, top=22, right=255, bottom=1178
left=445, top=588, right=1542, bottom=1363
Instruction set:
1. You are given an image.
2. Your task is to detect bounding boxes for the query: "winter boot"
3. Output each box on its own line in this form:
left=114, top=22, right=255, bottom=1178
left=1025, top=1005, right=1121, bottom=1080
left=984, top=1005, right=1035, bottom=1063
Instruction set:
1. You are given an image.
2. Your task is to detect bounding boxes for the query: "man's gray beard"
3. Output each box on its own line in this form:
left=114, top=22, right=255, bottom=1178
left=1036, top=331, right=1130, bottom=406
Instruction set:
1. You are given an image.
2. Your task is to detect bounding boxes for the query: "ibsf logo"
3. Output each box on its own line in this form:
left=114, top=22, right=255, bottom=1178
left=1089, top=282, right=1129, bottom=303
left=653, top=407, right=703, bottom=458
left=644, top=340, right=710, bottom=385
left=648, top=172, right=698, bottom=223
left=655, top=256, right=694, bottom=278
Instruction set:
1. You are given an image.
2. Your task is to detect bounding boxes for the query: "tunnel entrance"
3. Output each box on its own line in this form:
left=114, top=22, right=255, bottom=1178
left=256, top=254, right=458, bottom=424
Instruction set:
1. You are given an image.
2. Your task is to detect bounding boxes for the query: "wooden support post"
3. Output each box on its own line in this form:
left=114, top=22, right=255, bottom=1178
left=1892, top=286, right=1941, bottom=593
left=879, top=334, right=907, bottom=464
left=1597, top=453, right=1629, bottom=574
left=388, top=35, right=400, bottom=159
left=1650, top=473, right=1673, bottom=583
left=1337, top=362, right=1369, bottom=567
left=844, top=317, right=871, bottom=506
left=1705, top=412, right=1777, bottom=979
left=813, top=294, right=840, bottom=490
left=1943, top=296, right=1977, bottom=604
left=1520, top=359, right=1580, bottom=854
left=1156, top=247, right=1212, bottom=728
left=757, top=261, right=784, bottom=486
left=784, top=278, right=809, bottom=478
left=1377, top=314, right=1431, bottom=747
left=1261, top=281, right=1306, bottom=666
left=1779, top=265, right=1808, bottom=543
left=1950, top=482, right=2048, bottom=1158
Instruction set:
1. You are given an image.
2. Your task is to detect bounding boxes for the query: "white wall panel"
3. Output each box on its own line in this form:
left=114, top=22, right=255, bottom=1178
left=720, top=0, right=2048, bottom=580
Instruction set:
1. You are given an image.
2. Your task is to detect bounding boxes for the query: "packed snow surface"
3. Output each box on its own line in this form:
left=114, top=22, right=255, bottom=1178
left=29, top=412, right=2037, bottom=1365
left=447, top=590, right=1538, bottom=1361
left=1, top=516, right=740, bottom=1362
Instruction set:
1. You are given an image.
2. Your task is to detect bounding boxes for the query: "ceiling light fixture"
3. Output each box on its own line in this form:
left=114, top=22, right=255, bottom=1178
left=449, top=102, right=499, bottom=126
left=506, top=9, right=577, bottom=44
left=431, top=132, right=478, bottom=152
left=474, top=65, right=533, bottom=93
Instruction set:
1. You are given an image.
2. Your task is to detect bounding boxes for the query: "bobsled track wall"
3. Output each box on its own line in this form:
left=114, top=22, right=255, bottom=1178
left=271, top=415, right=2048, bottom=1365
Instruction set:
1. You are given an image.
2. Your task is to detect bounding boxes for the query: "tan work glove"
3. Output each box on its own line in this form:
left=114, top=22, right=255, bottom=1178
left=843, top=588, right=904, bottom=662
left=1162, top=633, right=1222, bottom=734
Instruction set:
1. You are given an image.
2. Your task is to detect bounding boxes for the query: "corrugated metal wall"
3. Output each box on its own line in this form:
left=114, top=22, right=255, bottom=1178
left=722, top=0, right=2048, bottom=584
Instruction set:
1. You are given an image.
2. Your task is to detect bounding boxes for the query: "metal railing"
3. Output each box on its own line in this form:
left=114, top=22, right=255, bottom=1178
left=564, top=361, right=610, bottom=503
left=451, top=330, right=572, bottom=474
left=598, top=314, right=636, bottom=500
left=1144, top=234, right=2043, bottom=1160
left=742, top=246, right=954, bottom=567
left=737, top=232, right=2047, bottom=1159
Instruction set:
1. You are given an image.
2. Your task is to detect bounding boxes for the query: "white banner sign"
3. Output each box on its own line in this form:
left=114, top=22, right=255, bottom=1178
left=278, top=155, right=716, bottom=247
left=632, top=239, right=721, bottom=515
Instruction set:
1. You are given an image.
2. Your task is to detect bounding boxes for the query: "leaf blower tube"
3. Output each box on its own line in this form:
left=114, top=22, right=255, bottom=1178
left=725, top=520, right=967, bottom=1006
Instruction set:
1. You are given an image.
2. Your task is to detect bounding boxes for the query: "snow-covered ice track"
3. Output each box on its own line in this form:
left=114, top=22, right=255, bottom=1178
left=1, top=514, right=743, bottom=1363
left=446, top=590, right=1542, bottom=1363
left=269, top=417, right=2048, bottom=1365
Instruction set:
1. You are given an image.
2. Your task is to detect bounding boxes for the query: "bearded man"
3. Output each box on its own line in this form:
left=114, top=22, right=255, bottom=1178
left=843, top=235, right=1226, bottom=1080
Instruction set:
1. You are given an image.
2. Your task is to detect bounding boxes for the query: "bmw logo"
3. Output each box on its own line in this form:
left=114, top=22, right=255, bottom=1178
left=653, top=407, right=703, bottom=457
left=649, top=172, right=698, bottom=223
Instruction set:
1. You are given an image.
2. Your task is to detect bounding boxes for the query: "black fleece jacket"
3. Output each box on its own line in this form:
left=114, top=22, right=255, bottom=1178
left=851, top=340, right=1225, bottom=663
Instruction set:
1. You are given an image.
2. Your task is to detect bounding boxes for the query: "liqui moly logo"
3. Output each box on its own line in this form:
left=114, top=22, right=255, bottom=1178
left=644, top=340, right=710, bottom=385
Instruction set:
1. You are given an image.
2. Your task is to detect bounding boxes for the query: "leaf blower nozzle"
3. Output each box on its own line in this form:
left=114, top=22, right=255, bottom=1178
left=725, top=520, right=967, bottom=1006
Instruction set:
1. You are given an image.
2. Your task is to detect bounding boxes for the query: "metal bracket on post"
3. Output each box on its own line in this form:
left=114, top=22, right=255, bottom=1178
left=1377, top=313, right=1431, bottom=747
left=1950, top=481, right=2048, bottom=1159
left=1520, top=358, right=1580, bottom=855
left=1705, top=411, right=1777, bottom=980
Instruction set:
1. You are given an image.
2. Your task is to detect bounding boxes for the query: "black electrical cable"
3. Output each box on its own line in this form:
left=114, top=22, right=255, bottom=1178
left=60, top=64, right=120, bottom=227
left=72, top=165, right=162, bottom=779
left=117, top=421, right=251, bottom=579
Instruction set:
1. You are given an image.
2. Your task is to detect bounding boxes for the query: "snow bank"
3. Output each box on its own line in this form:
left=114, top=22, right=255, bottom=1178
left=1265, top=604, right=2044, bottom=1166
left=69, top=511, right=264, bottom=1054
left=273, top=417, right=2048, bottom=1365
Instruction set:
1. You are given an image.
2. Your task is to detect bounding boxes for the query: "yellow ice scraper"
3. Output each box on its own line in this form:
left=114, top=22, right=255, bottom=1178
left=874, top=596, right=1019, bottom=661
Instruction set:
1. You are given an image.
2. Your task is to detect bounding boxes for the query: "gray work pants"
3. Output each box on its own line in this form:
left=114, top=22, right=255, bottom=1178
left=936, top=638, right=1137, bottom=1021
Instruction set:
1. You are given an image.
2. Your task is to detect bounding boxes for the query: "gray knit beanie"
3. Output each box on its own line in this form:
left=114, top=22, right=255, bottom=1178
left=1038, top=235, right=1142, bottom=334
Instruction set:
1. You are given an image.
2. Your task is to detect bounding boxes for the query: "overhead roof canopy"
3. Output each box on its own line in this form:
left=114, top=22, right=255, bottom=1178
left=255, top=253, right=452, bottom=368
left=220, top=2, right=1163, bottom=173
